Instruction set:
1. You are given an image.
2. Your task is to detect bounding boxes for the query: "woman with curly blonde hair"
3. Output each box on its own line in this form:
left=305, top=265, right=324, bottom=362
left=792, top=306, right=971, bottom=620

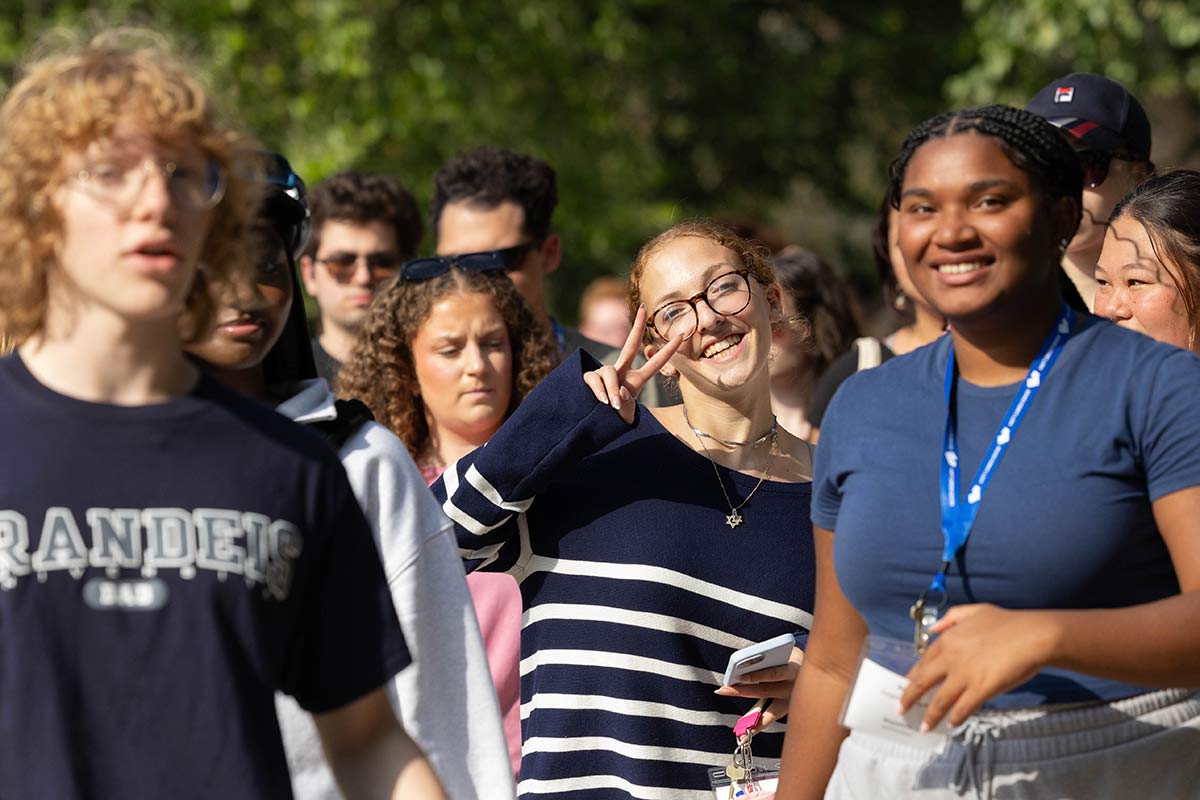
left=339, top=264, right=557, bottom=782
left=0, top=27, right=443, bottom=799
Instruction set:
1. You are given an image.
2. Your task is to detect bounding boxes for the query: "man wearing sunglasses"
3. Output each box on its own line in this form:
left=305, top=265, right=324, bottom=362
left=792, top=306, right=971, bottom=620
left=430, top=146, right=671, bottom=405
left=1027, top=73, right=1155, bottom=310
left=300, top=172, right=423, bottom=382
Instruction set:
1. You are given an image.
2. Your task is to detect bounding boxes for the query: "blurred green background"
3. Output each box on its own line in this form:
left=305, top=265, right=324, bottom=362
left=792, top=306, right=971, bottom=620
left=4, top=0, right=1200, bottom=322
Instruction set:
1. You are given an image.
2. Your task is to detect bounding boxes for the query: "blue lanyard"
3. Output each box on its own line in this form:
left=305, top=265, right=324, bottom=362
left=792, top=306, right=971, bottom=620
left=927, top=304, right=1075, bottom=600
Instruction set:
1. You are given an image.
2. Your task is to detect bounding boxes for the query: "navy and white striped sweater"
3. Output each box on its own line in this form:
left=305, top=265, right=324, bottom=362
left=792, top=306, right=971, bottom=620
left=435, top=352, right=816, bottom=800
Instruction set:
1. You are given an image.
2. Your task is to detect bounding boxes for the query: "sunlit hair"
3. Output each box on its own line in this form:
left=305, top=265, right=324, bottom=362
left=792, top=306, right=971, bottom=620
left=0, top=332, right=15, bottom=356
left=0, top=25, right=258, bottom=341
left=1110, top=169, right=1200, bottom=348
left=627, top=219, right=782, bottom=343
left=337, top=270, right=559, bottom=462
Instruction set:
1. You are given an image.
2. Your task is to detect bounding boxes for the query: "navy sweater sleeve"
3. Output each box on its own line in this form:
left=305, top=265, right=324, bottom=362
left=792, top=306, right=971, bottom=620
left=433, top=351, right=634, bottom=573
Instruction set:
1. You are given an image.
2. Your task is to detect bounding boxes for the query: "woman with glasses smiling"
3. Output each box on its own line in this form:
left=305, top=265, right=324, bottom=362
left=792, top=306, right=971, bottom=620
left=0, top=27, right=444, bottom=798
left=421, top=220, right=816, bottom=799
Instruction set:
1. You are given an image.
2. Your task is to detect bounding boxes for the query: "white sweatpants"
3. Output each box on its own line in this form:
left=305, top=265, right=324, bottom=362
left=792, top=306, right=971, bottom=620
left=825, top=689, right=1200, bottom=800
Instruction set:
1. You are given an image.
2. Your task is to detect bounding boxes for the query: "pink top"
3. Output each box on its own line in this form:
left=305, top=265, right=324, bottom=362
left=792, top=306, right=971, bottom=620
left=422, top=463, right=523, bottom=779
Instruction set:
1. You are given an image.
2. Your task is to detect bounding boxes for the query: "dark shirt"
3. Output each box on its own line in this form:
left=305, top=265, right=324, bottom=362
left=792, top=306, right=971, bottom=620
left=311, top=336, right=341, bottom=385
left=807, top=339, right=896, bottom=429
left=0, top=354, right=409, bottom=799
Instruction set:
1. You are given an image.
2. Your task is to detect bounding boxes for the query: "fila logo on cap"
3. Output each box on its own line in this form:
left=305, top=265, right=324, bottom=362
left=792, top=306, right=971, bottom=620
left=1055, top=87, right=1074, bottom=103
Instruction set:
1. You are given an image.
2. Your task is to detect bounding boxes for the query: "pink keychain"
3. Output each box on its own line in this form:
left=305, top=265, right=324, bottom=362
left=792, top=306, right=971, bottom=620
left=734, top=700, right=766, bottom=740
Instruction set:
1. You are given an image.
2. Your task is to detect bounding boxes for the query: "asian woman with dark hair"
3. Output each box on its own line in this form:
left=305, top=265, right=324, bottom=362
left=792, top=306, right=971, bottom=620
left=1095, top=169, right=1200, bottom=353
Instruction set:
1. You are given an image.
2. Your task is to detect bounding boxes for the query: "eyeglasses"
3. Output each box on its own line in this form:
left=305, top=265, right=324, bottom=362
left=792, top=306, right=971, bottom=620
left=647, top=270, right=753, bottom=341
left=1075, top=149, right=1138, bottom=189
left=399, top=241, right=540, bottom=281
left=315, top=252, right=403, bottom=284
left=74, top=156, right=227, bottom=212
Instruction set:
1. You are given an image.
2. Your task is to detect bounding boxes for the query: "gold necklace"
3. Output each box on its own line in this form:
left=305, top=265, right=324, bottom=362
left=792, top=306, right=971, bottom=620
left=691, top=423, right=777, bottom=529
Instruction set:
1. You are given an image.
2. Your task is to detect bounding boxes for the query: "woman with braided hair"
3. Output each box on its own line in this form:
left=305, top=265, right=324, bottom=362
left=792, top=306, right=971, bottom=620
left=778, top=105, right=1200, bottom=799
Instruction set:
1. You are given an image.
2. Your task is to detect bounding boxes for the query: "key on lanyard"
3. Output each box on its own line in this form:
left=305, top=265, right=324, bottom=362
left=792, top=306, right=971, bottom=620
left=726, top=736, right=757, bottom=798
left=909, top=596, right=941, bottom=655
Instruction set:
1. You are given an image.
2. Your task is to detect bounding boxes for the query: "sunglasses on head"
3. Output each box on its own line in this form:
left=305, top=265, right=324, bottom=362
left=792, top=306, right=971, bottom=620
left=399, top=240, right=540, bottom=281
left=259, top=152, right=311, bottom=258
left=1074, top=149, right=1138, bottom=189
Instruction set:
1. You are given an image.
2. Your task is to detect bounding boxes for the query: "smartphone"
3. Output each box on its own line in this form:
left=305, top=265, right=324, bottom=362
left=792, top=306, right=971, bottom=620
left=722, top=632, right=801, bottom=686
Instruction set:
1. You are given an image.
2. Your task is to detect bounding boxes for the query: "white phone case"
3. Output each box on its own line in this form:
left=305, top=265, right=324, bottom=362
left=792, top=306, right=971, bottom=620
left=722, top=632, right=797, bottom=686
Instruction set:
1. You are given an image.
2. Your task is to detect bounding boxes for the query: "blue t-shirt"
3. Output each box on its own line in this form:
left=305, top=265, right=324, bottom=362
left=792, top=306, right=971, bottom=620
left=0, top=354, right=410, bottom=799
left=812, top=316, right=1200, bottom=705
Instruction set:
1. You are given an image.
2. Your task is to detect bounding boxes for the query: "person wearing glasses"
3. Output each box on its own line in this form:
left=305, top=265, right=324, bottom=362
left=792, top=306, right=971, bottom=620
left=299, top=171, right=423, bottom=383
left=0, top=29, right=443, bottom=798
left=424, top=220, right=816, bottom=798
left=338, top=248, right=559, bottom=785
left=430, top=145, right=674, bottom=407
left=1027, top=73, right=1155, bottom=310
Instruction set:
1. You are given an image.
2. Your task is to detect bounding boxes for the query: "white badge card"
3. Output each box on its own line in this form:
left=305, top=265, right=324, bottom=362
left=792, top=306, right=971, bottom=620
left=838, top=635, right=950, bottom=750
left=707, top=759, right=779, bottom=799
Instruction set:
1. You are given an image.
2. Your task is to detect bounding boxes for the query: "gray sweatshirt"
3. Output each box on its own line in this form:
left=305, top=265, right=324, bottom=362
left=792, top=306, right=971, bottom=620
left=273, top=379, right=514, bottom=800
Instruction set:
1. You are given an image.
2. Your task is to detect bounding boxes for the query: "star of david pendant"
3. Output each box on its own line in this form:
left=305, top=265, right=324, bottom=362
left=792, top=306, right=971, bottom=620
left=725, top=512, right=743, bottom=529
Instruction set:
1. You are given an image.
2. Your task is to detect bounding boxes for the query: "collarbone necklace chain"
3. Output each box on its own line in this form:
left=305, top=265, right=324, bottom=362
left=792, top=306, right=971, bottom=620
left=684, top=406, right=778, bottom=529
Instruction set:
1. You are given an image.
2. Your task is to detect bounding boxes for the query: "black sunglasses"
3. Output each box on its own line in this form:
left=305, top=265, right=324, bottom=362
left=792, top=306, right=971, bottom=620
left=260, top=152, right=311, bottom=259
left=400, top=241, right=540, bottom=281
left=1075, top=149, right=1138, bottom=189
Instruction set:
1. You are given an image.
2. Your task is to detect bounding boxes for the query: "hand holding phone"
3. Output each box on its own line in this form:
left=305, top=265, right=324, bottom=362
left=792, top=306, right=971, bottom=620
left=722, top=632, right=802, bottom=686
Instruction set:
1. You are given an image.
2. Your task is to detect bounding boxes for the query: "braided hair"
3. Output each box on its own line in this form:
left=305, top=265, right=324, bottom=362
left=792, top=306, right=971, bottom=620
left=889, top=105, right=1083, bottom=227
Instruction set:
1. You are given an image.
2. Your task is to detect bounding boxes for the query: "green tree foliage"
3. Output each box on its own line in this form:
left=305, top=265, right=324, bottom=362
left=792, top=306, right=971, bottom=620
left=4, top=2, right=1200, bottom=314
left=0, top=2, right=1029, bottom=315
left=948, top=0, right=1200, bottom=164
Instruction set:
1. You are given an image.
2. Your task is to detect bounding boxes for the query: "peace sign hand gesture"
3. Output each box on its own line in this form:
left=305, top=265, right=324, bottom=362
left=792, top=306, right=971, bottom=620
left=583, top=307, right=684, bottom=424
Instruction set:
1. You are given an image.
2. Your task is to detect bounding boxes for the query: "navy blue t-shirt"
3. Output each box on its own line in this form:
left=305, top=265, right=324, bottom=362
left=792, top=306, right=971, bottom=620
left=0, top=354, right=410, bottom=799
left=813, top=316, right=1200, bottom=705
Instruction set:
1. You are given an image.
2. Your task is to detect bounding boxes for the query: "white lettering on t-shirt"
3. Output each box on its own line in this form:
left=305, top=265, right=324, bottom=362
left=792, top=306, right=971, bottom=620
left=88, top=508, right=143, bottom=569
left=33, top=507, right=89, bottom=576
left=0, top=506, right=303, bottom=603
left=195, top=508, right=245, bottom=576
left=0, top=511, right=31, bottom=589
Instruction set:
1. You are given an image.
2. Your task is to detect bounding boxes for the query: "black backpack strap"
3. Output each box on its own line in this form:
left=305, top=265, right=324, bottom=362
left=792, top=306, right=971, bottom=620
left=309, top=398, right=375, bottom=450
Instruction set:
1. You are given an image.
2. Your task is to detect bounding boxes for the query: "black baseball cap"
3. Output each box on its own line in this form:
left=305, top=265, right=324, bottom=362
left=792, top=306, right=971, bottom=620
left=1025, top=73, right=1151, bottom=160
